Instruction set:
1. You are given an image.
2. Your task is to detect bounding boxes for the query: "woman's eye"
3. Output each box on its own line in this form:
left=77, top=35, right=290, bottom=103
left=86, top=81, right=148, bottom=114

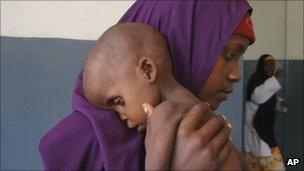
left=226, top=52, right=235, bottom=59
left=113, top=97, right=125, bottom=106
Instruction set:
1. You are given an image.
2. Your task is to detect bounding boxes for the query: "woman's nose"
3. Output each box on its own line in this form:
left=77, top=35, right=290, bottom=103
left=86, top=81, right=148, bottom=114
left=228, top=65, right=241, bottom=82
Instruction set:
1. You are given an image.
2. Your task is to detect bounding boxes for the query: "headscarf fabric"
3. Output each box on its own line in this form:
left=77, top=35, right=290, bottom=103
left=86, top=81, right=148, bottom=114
left=119, top=0, right=252, bottom=95
left=39, top=1, right=252, bottom=170
left=233, top=13, right=255, bottom=45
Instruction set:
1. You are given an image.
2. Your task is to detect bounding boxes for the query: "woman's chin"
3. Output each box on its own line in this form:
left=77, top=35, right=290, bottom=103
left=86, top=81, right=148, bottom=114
left=210, top=101, right=220, bottom=110
left=210, top=96, right=226, bottom=110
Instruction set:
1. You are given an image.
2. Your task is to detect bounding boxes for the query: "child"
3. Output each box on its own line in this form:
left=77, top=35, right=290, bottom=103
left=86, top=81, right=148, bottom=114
left=83, top=23, right=213, bottom=132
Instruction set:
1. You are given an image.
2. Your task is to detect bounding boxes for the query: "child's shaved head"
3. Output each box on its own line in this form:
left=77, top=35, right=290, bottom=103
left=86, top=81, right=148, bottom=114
left=83, top=23, right=173, bottom=128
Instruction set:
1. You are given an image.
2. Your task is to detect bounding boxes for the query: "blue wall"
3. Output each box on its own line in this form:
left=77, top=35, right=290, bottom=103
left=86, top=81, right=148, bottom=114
left=244, top=60, right=304, bottom=171
left=1, top=37, right=94, bottom=170
left=1, top=36, right=243, bottom=170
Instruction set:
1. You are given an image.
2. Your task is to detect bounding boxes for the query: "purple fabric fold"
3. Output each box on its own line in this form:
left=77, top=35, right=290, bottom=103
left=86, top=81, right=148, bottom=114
left=39, top=1, right=251, bottom=170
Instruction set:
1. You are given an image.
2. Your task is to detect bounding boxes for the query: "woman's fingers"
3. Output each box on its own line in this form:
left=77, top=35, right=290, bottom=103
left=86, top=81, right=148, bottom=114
left=178, top=104, right=209, bottom=134
left=143, top=101, right=179, bottom=170
left=153, top=101, right=188, bottom=128
left=142, top=103, right=154, bottom=117
left=217, top=139, right=233, bottom=166
left=208, top=123, right=232, bottom=155
left=196, top=115, right=226, bottom=141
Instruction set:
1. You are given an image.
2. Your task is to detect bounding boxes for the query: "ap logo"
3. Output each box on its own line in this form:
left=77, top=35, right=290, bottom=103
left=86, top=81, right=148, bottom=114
left=286, top=158, right=300, bottom=166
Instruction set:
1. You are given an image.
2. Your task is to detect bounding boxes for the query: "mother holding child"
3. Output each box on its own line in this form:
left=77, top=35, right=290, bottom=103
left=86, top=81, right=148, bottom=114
left=39, top=0, right=255, bottom=170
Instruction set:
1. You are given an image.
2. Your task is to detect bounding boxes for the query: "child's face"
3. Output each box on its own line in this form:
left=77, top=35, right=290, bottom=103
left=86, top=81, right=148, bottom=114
left=100, top=72, right=160, bottom=129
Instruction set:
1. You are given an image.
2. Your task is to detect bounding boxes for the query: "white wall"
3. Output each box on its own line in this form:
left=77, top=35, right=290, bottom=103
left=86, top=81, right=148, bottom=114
left=1, top=1, right=303, bottom=59
left=1, top=1, right=134, bottom=40
left=246, top=1, right=303, bottom=60
left=286, top=1, right=303, bottom=60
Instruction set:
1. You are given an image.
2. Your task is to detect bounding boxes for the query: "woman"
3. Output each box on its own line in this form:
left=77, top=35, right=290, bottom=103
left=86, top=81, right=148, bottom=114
left=244, top=54, right=288, bottom=170
left=120, top=1, right=254, bottom=169
left=39, top=1, right=255, bottom=170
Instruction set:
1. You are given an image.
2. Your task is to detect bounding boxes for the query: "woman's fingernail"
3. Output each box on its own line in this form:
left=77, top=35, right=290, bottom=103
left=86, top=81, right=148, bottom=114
left=142, top=104, right=148, bottom=114
left=229, top=137, right=233, bottom=141
left=228, top=123, right=232, bottom=128
left=206, top=102, right=210, bottom=107
left=142, top=103, right=152, bottom=117
left=222, top=115, right=227, bottom=121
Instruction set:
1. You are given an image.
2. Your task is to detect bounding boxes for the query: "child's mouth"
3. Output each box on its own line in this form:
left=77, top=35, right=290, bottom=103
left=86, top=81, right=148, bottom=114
left=120, top=115, right=146, bottom=132
left=126, top=120, right=146, bottom=133
left=127, top=120, right=138, bottom=128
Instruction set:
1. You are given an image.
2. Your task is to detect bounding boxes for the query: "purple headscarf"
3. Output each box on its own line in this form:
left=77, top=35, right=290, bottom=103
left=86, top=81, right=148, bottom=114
left=39, top=1, right=251, bottom=170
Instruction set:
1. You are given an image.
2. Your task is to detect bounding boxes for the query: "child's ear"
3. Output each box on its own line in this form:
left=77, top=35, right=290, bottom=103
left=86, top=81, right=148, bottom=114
left=137, top=57, right=157, bottom=83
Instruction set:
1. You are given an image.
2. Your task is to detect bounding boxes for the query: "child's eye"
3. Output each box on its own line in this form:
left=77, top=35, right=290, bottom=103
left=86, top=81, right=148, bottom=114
left=113, top=97, right=125, bottom=106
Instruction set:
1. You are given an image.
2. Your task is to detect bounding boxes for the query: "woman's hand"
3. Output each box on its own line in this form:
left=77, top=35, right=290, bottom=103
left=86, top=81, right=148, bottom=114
left=171, top=104, right=233, bottom=170
left=143, top=101, right=233, bottom=170
left=280, top=99, right=288, bottom=108
left=275, top=68, right=284, bottom=79
left=143, top=101, right=188, bottom=170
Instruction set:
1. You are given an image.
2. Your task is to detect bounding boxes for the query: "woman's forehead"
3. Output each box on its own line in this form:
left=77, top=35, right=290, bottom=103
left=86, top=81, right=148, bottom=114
left=264, top=58, right=275, bottom=65
left=225, top=35, right=249, bottom=54
left=265, top=56, right=275, bottom=62
left=229, top=35, right=250, bottom=46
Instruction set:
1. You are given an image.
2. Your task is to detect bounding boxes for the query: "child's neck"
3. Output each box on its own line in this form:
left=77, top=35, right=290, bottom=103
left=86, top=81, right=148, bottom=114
left=159, top=76, right=201, bottom=108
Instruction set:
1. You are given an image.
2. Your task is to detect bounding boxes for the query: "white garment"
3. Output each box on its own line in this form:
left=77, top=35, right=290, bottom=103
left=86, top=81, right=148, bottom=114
left=244, top=76, right=287, bottom=157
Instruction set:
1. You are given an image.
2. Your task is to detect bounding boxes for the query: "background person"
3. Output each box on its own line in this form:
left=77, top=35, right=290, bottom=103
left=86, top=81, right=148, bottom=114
left=244, top=54, right=288, bottom=171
